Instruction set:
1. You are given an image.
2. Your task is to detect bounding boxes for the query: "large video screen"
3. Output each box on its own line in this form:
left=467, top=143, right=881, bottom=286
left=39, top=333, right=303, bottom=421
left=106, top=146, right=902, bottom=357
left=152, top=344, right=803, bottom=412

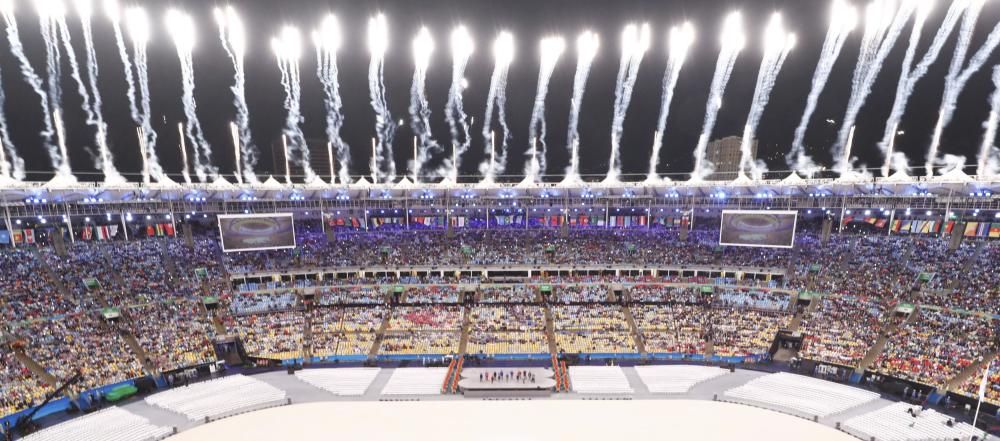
left=719, top=210, right=797, bottom=249
left=218, top=213, right=296, bottom=252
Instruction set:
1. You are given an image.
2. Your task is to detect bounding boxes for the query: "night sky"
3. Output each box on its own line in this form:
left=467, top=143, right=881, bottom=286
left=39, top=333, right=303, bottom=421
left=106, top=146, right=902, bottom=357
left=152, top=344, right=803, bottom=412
left=2, top=0, right=1000, bottom=182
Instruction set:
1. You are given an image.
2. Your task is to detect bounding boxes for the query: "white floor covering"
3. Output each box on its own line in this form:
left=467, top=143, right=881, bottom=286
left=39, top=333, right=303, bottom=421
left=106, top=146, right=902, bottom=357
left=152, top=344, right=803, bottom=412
left=166, top=400, right=859, bottom=441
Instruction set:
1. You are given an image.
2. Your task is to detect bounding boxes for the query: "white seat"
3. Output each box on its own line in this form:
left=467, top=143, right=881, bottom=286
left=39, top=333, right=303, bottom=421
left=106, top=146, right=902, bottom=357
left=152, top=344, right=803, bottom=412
left=295, top=368, right=381, bottom=396
left=568, top=366, right=633, bottom=394
left=144, top=374, right=286, bottom=421
left=843, top=402, right=986, bottom=441
left=20, top=407, right=171, bottom=441
left=634, top=365, right=728, bottom=393
left=381, top=368, right=448, bottom=395
left=723, top=372, right=879, bottom=418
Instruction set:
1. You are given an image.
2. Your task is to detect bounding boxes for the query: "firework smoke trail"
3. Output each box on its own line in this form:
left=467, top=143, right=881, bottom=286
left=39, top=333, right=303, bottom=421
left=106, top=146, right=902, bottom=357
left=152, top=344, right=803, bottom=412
left=166, top=9, right=218, bottom=183
left=833, top=0, right=916, bottom=175
left=273, top=26, right=317, bottom=183
left=32, top=0, right=75, bottom=179
left=313, top=14, right=351, bottom=184
left=523, top=36, right=565, bottom=182
left=367, top=14, right=396, bottom=182
left=738, top=13, right=796, bottom=181
left=606, top=23, right=650, bottom=182
left=125, top=7, right=164, bottom=182
left=69, top=0, right=125, bottom=183
left=479, top=32, right=514, bottom=182
left=926, top=0, right=1000, bottom=176
left=408, top=27, right=437, bottom=182
left=2, top=0, right=57, bottom=177
left=564, top=31, right=599, bottom=182
left=216, top=6, right=258, bottom=184
left=645, top=23, right=694, bottom=183
left=691, top=12, right=745, bottom=181
left=788, top=0, right=856, bottom=177
left=879, top=0, right=967, bottom=177
left=439, top=26, right=474, bottom=182
left=0, top=66, right=25, bottom=180
left=105, top=0, right=137, bottom=120
left=977, top=66, right=1000, bottom=176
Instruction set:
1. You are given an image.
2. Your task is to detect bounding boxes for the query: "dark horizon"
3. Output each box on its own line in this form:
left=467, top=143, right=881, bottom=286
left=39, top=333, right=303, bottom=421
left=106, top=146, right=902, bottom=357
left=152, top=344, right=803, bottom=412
left=1, top=0, right=999, bottom=182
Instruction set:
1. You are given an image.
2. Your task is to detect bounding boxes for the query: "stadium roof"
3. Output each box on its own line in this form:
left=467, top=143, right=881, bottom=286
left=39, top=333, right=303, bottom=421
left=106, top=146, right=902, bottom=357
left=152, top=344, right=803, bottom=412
left=0, top=172, right=995, bottom=203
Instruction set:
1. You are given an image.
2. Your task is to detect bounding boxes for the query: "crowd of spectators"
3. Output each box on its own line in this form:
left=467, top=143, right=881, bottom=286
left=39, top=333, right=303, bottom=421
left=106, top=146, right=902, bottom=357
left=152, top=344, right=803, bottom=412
left=5, top=223, right=1000, bottom=419
left=479, top=285, right=537, bottom=303
left=229, top=311, right=304, bottom=360
left=554, top=285, right=607, bottom=303
left=799, top=294, right=893, bottom=367
left=403, top=286, right=460, bottom=304
left=552, top=305, right=635, bottom=353
left=634, top=304, right=710, bottom=354
left=873, top=309, right=996, bottom=387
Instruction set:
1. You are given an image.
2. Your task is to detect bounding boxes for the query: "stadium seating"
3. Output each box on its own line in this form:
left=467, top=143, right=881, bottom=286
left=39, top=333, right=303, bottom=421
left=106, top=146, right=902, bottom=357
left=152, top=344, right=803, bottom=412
left=842, top=402, right=986, bottom=441
left=294, top=368, right=381, bottom=396
left=634, top=365, right=728, bottom=393
left=381, top=368, right=448, bottom=395
left=723, top=372, right=880, bottom=418
left=18, top=407, right=172, bottom=441
left=144, top=374, right=286, bottom=421
left=567, top=366, right=633, bottom=394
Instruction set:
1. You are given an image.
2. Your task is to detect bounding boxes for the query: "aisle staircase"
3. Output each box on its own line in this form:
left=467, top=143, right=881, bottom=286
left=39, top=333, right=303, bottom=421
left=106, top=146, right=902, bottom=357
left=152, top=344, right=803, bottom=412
left=945, top=351, right=997, bottom=392
left=457, top=306, right=471, bottom=357
left=786, top=295, right=821, bottom=333
left=368, top=306, right=393, bottom=359
left=621, top=305, right=646, bottom=356
left=857, top=307, right=919, bottom=372
left=122, top=331, right=157, bottom=375
left=303, top=306, right=314, bottom=361
left=542, top=305, right=558, bottom=354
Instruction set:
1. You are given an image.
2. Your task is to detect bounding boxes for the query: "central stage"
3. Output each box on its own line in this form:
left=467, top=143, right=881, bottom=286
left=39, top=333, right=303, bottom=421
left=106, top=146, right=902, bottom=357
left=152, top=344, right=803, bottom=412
left=168, top=400, right=858, bottom=441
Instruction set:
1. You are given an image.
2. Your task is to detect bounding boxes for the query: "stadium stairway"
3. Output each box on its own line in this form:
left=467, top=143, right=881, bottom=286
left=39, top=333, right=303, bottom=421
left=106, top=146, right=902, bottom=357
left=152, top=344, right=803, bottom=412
left=620, top=305, right=647, bottom=356
left=856, top=305, right=920, bottom=373
left=122, top=330, right=158, bottom=375
left=31, top=248, right=82, bottom=310
left=13, top=348, right=59, bottom=387
left=303, top=307, right=315, bottom=361
left=368, top=306, right=394, bottom=360
left=542, top=304, right=558, bottom=355
left=945, top=351, right=997, bottom=392
left=785, top=294, right=820, bottom=333
left=457, top=306, right=471, bottom=357
left=159, top=240, right=180, bottom=281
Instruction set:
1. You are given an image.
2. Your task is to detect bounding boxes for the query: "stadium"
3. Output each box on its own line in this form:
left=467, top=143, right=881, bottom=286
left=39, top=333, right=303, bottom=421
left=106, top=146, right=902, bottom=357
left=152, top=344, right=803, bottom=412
left=1, top=0, right=1000, bottom=440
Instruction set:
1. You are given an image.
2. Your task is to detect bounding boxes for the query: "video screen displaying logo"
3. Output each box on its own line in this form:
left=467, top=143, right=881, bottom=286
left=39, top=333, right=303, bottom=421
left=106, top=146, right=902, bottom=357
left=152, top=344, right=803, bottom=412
left=218, top=213, right=296, bottom=252
left=719, top=210, right=797, bottom=249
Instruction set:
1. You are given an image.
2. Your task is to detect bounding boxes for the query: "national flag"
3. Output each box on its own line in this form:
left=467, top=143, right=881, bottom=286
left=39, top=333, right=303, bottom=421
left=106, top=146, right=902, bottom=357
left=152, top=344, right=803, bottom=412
left=944, top=221, right=955, bottom=234
left=155, top=224, right=165, bottom=236
left=165, top=223, right=174, bottom=236
left=977, top=222, right=990, bottom=237
left=12, top=229, right=23, bottom=244
left=108, top=225, right=119, bottom=238
left=990, top=223, right=1000, bottom=238
left=964, top=222, right=979, bottom=237
left=892, top=219, right=901, bottom=232
left=0, top=230, right=9, bottom=244
left=24, top=229, right=35, bottom=244
left=351, top=218, right=360, bottom=228
left=978, top=366, right=990, bottom=399
left=842, top=216, right=854, bottom=226
left=82, top=226, right=93, bottom=241
left=865, top=217, right=877, bottom=225
left=900, top=221, right=912, bottom=233
left=875, top=219, right=887, bottom=229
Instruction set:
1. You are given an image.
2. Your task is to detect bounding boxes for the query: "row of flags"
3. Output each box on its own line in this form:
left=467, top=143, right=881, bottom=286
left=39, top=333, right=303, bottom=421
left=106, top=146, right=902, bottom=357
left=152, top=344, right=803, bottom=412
left=79, top=225, right=120, bottom=241
left=1, top=229, right=37, bottom=245
left=142, top=223, right=176, bottom=238
left=846, top=216, right=1000, bottom=238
